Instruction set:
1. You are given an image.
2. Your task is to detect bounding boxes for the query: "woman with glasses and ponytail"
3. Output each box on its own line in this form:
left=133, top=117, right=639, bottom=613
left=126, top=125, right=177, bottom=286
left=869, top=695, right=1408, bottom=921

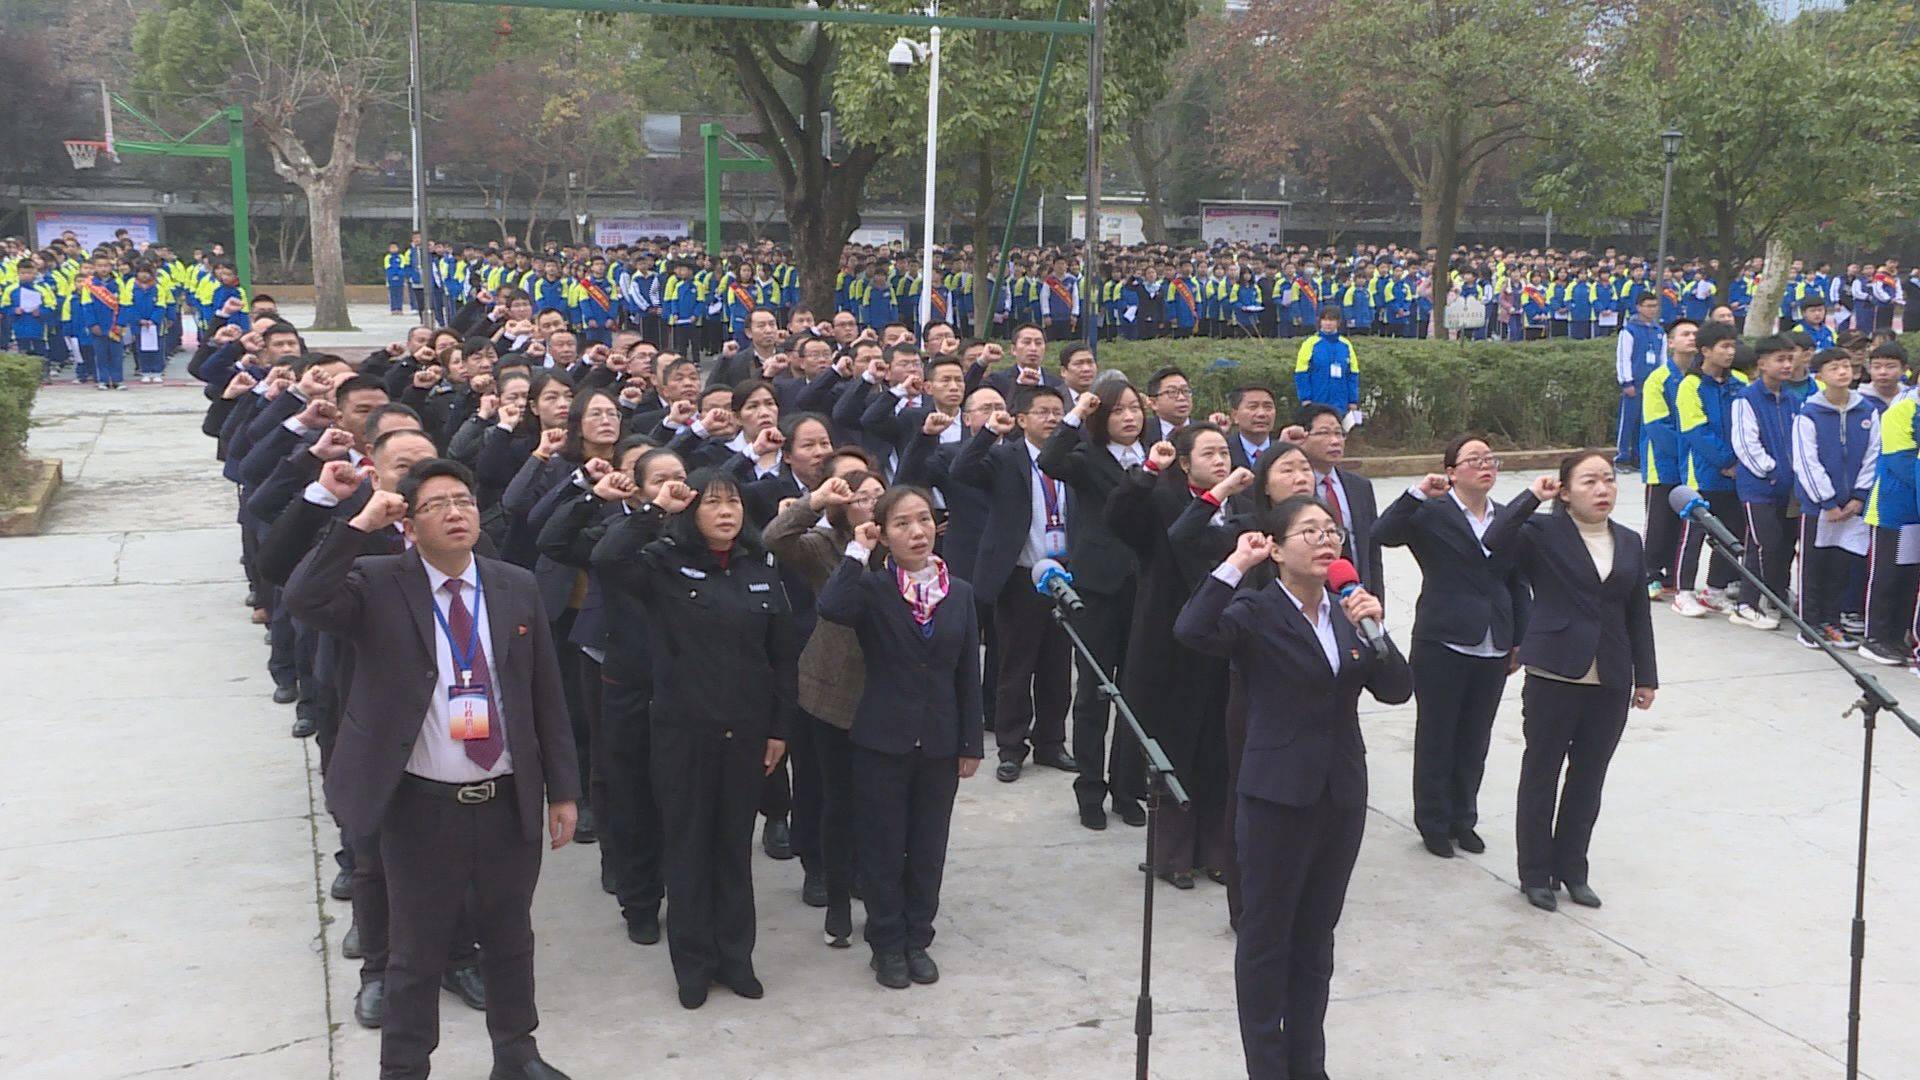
left=1175, top=495, right=1412, bottom=1080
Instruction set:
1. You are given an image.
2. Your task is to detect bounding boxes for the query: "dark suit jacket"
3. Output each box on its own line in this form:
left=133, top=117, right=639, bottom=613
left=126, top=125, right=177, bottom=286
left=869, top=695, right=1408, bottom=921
left=980, top=364, right=1066, bottom=401
left=951, top=425, right=1079, bottom=601
left=1175, top=574, right=1413, bottom=808
left=814, top=556, right=984, bottom=760
left=1328, top=466, right=1385, bottom=605
left=285, top=524, right=581, bottom=844
left=1034, top=420, right=1139, bottom=596
left=1373, top=488, right=1530, bottom=651
left=1482, top=491, right=1658, bottom=692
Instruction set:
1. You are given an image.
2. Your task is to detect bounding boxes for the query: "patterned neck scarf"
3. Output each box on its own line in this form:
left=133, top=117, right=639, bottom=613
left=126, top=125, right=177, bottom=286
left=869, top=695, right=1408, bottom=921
left=894, top=555, right=949, bottom=635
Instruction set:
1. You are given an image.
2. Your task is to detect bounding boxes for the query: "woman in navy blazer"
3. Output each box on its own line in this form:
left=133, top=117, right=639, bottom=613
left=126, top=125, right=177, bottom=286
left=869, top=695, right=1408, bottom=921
left=816, top=485, right=984, bottom=991
left=1482, top=451, right=1657, bottom=913
left=1175, top=494, right=1412, bottom=1080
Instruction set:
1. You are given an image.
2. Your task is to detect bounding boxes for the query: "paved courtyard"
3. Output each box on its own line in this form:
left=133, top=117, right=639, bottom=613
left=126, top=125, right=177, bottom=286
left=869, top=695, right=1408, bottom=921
left=2, top=306, right=1916, bottom=1079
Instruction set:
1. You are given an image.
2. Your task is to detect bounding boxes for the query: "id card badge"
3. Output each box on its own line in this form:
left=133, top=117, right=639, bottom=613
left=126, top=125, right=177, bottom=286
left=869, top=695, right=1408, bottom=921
left=448, top=684, right=492, bottom=741
left=1044, top=528, right=1069, bottom=559
left=1328, top=363, right=1343, bottom=380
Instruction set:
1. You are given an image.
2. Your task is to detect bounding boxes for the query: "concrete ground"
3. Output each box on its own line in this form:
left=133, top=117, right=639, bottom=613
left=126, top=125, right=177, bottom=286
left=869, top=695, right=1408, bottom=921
left=3, top=304, right=1917, bottom=1079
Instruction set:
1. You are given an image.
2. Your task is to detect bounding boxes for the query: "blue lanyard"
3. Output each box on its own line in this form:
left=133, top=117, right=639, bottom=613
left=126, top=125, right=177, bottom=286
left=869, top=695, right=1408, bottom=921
left=429, top=577, right=485, bottom=685
left=1030, top=455, right=1063, bottom=528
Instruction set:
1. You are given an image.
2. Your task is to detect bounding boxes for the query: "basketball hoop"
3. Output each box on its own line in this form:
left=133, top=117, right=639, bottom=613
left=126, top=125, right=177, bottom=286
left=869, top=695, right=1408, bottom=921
left=64, top=140, right=109, bottom=170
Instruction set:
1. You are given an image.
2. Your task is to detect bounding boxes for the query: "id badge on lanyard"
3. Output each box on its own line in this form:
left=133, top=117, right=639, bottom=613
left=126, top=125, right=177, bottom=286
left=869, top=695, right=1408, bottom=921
left=433, top=582, right=492, bottom=742
left=1034, top=458, right=1067, bottom=559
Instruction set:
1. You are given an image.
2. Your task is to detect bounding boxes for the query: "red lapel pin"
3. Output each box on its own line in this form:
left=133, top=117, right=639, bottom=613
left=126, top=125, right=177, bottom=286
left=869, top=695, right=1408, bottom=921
left=517, top=624, right=529, bottom=636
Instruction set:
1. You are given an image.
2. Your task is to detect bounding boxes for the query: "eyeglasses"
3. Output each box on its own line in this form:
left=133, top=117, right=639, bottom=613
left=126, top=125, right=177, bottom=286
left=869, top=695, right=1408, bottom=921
left=1285, top=525, right=1347, bottom=547
left=1154, top=387, right=1193, bottom=400
left=1454, top=455, right=1502, bottom=470
left=849, top=494, right=880, bottom=508
left=1306, top=427, right=1345, bottom=439
left=413, top=495, right=478, bottom=517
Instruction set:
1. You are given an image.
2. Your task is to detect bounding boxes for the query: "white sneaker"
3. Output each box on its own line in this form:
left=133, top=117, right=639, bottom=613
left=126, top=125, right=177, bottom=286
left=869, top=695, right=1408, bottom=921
left=1671, top=590, right=1710, bottom=618
left=1728, top=603, right=1781, bottom=631
left=1702, top=587, right=1736, bottom=613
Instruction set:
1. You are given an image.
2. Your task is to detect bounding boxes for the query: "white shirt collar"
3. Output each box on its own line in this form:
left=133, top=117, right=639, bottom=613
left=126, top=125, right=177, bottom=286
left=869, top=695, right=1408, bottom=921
left=422, top=555, right=478, bottom=597
left=1107, top=441, right=1143, bottom=467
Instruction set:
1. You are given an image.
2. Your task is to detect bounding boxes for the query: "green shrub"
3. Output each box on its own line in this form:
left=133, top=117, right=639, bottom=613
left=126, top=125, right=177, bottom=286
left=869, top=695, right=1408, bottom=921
left=0, top=353, right=40, bottom=505
left=1052, top=336, right=1621, bottom=452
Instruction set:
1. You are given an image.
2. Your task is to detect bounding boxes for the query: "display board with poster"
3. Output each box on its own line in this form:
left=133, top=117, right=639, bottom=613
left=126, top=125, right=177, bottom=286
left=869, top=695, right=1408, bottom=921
left=594, top=217, right=691, bottom=245
left=849, top=224, right=908, bottom=247
left=29, top=207, right=163, bottom=252
left=1070, top=204, right=1146, bottom=246
left=1200, top=203, right=1286, bottom=246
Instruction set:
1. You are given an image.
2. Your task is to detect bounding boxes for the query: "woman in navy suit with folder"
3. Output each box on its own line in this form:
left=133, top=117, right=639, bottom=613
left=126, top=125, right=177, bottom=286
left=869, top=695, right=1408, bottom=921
left=816, top=484, right=985, bottom=991
left=1176, top=494, right=1413, bottom=1080
left=1482, top=451, right=1657, bottom=912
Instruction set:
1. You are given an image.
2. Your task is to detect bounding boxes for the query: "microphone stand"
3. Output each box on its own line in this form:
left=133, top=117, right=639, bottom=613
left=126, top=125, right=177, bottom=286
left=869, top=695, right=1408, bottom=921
left=1046, top=597, right=1190, bottom=1080
left=1690, top=524, right=1920, bottom=1079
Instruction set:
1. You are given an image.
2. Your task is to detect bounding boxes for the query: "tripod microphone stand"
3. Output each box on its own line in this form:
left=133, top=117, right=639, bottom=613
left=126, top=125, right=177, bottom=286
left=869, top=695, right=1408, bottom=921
left=1687, top=521, right=1920, bottom=1079
left=1046, top=599, right=1190, bottom=1080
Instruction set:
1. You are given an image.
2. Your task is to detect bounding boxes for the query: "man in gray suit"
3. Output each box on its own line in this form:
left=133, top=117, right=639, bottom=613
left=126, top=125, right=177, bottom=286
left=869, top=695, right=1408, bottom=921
left=287, top=458, right=579, bottom=1080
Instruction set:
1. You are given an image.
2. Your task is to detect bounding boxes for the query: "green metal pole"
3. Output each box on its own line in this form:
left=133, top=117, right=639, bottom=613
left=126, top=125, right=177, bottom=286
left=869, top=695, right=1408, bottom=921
left=227, top=106, right=252, bottom=294
left=702, top=122, right=722, bottom=256
left=990, top=0, right=1067, bottom=342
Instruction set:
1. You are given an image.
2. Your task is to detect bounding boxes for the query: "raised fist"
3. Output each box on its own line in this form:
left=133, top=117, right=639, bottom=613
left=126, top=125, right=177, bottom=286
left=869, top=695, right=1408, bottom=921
left=922, top=411, right=955, bottom=437
left=318, top=459, right=362, bottom=501
left=1529, top=475, right=1561, bottom=501
left=701, top=407, right=735, bottom=433
left=239, top=330, right=265, bottom=354
left=1416, top=473, right=1450, bottom=499
left=619, top=385, right=644, bottom=405
left=468, top=373, right=495, bottom=397
left=534, top=426, right=567, bottom=458
left=263, top=375, right=293, bottom=400
left=666, top=399, right=697, bottom=427
left=1071, top=390, right=1099, bottom=419
left=1208, top=411, right=1231, bottom=429
left=477, top=394, right=499, bottom=420
left=411, top=366, right=442, bottom=390
left=211, top=324, right=244, bottom=345
left=1213, top=466, right=1256, bottom=500
left=852, top=520, right=882, bottom=550
left=583, top=457, right=613, bottom=482
left=654, top=479, right=696, bottom=513
left=592, top=470, right=636, bottom=502
left=386, top=341, right=406, bottom=357
left=987, top=409, right=1016, bottom=436
left=751, top=426, right=785, bottom=459
left=309, top=427, right=355, bottom=461
left=295, top=397, right=340, bottom=430
left=761, top=353, right=790, bottom=378
left=351, top=489, right=408, bottom=532
left=809, top=475, right=854, bottom=511
left=496, top=401, right=524, bottom=430
left=1228, top=529, right=1274, bottom=570
left=1147, top=440, right=1177, bottom=471
left=1279, top=424, right=1309, bottom=444
left=222, top=370, right=257, bottom=399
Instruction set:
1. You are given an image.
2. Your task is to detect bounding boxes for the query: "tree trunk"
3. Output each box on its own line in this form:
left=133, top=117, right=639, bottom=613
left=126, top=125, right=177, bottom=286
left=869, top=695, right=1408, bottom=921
left=1426, top=113, right=1465, bottom=339
left=973, top=144, right=1002, bottom=340
left=1418, top=198, right=1441, bottom=250
left=305, top=177, right=353, bottom=330
left=1128, top=116, right=1169, bottom=244
left=1746, top=236, right=1791, bottom=338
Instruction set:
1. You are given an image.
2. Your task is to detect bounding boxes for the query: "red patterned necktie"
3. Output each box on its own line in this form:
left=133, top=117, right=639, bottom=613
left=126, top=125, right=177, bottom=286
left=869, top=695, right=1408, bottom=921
left=442, top=579, right=503, bottom=769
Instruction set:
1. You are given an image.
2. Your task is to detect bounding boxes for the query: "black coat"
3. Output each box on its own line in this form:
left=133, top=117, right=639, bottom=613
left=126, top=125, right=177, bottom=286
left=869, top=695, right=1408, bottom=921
left=951, top=425, right=1079, bottom=601
left=1035, top=420, right=1140, bottom=596
left=897, top=430, right=992, bottom=598
left=1482, top=491, right=1658, bottom=692
left=815, top=556, right=984, bottom=760
left=1373, top=489, right=1531, bottom=651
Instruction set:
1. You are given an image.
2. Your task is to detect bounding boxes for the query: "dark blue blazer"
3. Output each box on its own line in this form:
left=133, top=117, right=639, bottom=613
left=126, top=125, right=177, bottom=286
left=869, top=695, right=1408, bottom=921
left=1374, top=489, right=1531, bottom=651
left=1176, top=574, right=1412, bottom=808
left=951, top=425, right=1080, bottom=601
left=815, top=556, right=984, bottom=760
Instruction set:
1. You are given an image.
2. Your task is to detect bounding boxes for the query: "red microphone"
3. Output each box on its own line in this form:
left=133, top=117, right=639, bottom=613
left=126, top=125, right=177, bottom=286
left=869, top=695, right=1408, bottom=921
left=1325, top=558, right=1387, bottom=649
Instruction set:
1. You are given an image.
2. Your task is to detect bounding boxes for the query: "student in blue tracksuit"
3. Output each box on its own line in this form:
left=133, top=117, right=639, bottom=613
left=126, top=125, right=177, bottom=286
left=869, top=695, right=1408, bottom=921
left=1794, top=294, right=1836, bottom=351
left=1791, top=349, right=1880, bottom=647
left=76, top=260, right=126, bottom=390
left=383, top=243, right=409, bottom=314
left=1727, top=336, right=1799, bottom=631
left=4, top=263, right=57, bottom=377
left=1671, top=321, right=1749, bottom=616
left=1614, top=293, right=1666, bottom=468
left=1338, top=271, right=1374, bottom=333
left=123, top=265, right=168, bottom=382
left=1859, top=349, right=1920, bottom=665
left=1231, top=270, right=1265, bottom=337
left=1567, top=271, right=1597, bottom=340
left=1294, top=308, right=1359, bottom=414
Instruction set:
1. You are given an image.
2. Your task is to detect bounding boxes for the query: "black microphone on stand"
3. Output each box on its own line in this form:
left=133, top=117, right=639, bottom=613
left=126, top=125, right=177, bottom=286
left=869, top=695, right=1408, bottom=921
left=1668, top=485, right=1745, bottom=558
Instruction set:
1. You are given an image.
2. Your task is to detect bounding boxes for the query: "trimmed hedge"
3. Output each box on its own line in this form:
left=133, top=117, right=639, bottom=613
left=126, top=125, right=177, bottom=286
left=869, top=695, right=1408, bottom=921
left=1056, top=337, right=1621, bottom=452
left=0, top=353, right=41, bottom=505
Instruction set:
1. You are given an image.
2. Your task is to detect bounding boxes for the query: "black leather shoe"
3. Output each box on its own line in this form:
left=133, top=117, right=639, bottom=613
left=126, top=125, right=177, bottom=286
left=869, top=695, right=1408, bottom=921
left=626, top=910, right=661, bottom=946
left=678, top=981, right=708, bottom=1009
left=573, top=805, right=597, bottom=844
left=271, top=685, right=297, bottom=705
left=905, top=948, right=940, bottom=985
left=1034, top=751, right=1079, bottom=772
left=290, top=713, right=317, bottom=739
left=1078, top=804, right=1108, bottom=831
left=716, top=968, right=764, bottom=999
left=443, top=964, right=487, bottom=1011
left=1523, top=886, right=1558, bottom=912
left=341, top=922, right=362, bottom=960
left=489, top=1057, right=573, bottom=1080
left=802, top=869, right=828, bottom=908
left=354, top=978, right=385, bottom=1028
left=1452, top=828, right=1486, bottom=855
left=995, top=760, right=1021, bottom=783
left=329, top=867, right=353, bottom=901
left=1205, top=867, right=1228, bottom=885
left=824, top=901, right=852, bottom=949
left=1562, top=881, right=1603, bottom=908
left=1421, top=835, right=1455, bottom=859
left=1113, top=800, right=1147, bottom=827
left=245, top=590, right=258, bottom=608
left=761, top=818, right=793, bottom=860
left=1159, top=870, right=1195, bottom=890
left=872, top=953, right=910, bottom=990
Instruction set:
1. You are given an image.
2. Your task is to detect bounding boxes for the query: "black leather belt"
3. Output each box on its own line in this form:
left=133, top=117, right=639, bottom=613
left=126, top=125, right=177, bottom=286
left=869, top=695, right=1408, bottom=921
left=402, top=773, right=513, bottom=805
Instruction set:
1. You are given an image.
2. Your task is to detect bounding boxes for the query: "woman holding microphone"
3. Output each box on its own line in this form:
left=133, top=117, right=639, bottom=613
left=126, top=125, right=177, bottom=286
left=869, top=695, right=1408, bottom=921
left=1482, top=451, right=1657, bottom=912
left=1176, top=495, right=1412, bottom=1080
left=816, top=485, right=984, bottom=991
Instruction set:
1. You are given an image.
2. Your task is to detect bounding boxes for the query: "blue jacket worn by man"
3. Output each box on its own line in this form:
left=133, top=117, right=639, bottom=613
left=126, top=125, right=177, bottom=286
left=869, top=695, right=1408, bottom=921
left=1730, top=377, right=1799, bottom=506
left=1677, top=367, right=1751, bottom=494
left=1864, top=394, right=1919, bottom=533
left=1294, top=330, right=1358, bottom=412
left=1614, top=315, right=1666, bottom=465
left=1792, top=389, right=1879, bottom=520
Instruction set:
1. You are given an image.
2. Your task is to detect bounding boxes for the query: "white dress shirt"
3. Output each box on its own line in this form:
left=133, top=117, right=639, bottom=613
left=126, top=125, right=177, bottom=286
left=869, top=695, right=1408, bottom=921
left=1020, top=439, right=1065, bottom=568
left=408, top=558, right=513, bottom=783
left=1211, top=562, right=1340, bottom=671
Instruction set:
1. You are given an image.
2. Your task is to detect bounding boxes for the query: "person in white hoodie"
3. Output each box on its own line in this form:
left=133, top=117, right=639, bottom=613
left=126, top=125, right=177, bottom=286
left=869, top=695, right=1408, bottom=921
left=1790, top=349, right=1881, bottom=649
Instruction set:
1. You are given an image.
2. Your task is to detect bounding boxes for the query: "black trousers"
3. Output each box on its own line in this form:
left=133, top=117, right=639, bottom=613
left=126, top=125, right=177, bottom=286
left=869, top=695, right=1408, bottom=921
left=852, top=743, right=959, bottom=956
left=1799, top=522, right=1862, bottom=629
left=1866, top=527, right=1919, bottom=648
left=1675, top=488, right=1741, bottom=592
left=1644, top=483, right=1681, bottom=589
left=811, top=714, right=857, bottom=911
left=651, top=722, right=762, bottom=988
left=380, top=779, right=543, bottom=1079
left=1070, top=581, right=1145, bottom=809
left=1235, top=789, right=1366, bottom=1080
left=788, top=711, right=821, bottom=869
left=1739, top=501, right=1795, bottom=609
left=599, top=680, right=664, bottom=921
left=552, top=611, right=592, bottom=800
left=1409, top=644, right=1509, bottom=841
left=760, top=751, right=792, bottom=822
left=1516, top=676, right=1630, bottom=890
left=979, top=600, right=1000, bottom=731
left=992, top=573, right=1071, bottom=764
left=349, top=828, right=479, bottom=982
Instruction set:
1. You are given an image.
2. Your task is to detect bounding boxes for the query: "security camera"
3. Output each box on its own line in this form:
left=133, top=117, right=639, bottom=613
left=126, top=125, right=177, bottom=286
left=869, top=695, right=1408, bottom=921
left=889, top=37, right=923, bottom=75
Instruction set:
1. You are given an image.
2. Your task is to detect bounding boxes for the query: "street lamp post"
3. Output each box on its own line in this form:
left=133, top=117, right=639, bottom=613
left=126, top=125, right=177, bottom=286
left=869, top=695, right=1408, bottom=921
left=919, top=19, right=942, bottom=331
left=1655, top=127, right=1682, bottom=287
